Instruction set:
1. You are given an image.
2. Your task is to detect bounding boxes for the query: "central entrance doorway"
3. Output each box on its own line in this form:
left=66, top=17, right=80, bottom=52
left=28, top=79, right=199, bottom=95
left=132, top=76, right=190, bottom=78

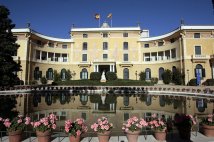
left=99, top=65, right=110, bottom=74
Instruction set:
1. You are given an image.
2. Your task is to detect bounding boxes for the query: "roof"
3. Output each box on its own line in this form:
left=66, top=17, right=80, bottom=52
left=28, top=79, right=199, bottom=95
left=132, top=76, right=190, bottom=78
left=12, top=28, right=73, bottom=42
left=71, top=27, right=141, bottom=32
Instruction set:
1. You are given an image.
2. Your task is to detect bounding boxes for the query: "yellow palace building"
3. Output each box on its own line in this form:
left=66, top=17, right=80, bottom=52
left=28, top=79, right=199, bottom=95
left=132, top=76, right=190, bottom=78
left=12, top=22, right=214, bottom=85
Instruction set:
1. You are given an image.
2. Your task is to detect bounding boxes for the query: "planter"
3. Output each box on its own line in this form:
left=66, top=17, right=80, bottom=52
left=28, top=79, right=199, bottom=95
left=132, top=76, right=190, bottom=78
left=177, top=125, right=191, bottom=141
left=69, top=135, right=81, bottom=142
left=8, top=130, right=22, bottom=142
left=126, top=130, right=141, bottom=142
left=154, top=130, right=166, bottom=141
left=202, top=124, right=214, bottom=137
left=97, top=131, right=111, bottom=142
left=36, top=130, right=52, bottom=142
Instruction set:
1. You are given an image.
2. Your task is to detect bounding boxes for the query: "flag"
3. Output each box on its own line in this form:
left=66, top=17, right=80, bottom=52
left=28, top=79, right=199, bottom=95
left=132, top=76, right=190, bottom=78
left=95, top=13, right=100, bottom=20
left=107, top=13, right=112, bottom=19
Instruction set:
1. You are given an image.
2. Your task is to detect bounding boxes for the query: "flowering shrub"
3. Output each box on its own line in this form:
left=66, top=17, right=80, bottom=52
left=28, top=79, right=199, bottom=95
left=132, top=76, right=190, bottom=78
left=31, top=114, right=57, bottom=132
left=201, top=114, right=214, bottom=126
left=2, top=115, right=31, bottom=132
left=148, top=114, right=166, bottom=131
left=65, top=118, right=88, bottom=137
left=122, top=116, right=148, bottom=132
left=91, top=116, right=113, bottom=133
left=174, top=113, right=196, bottom=127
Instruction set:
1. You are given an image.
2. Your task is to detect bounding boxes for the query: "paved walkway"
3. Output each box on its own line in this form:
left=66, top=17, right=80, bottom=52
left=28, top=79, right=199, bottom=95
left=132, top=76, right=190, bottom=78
left=1, top=132, right=214, bottom=142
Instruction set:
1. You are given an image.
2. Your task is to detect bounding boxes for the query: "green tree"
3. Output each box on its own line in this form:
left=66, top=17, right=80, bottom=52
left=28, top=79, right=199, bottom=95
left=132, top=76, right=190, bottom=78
left=139, top=71, right=146, bottom=81
left=162, top=69, right=172, bottom=84
left=0, top=5, right=21, bottom=86
left=54, top=70, right=61, bottom=82
left=172, top=69, right=183, bottom=85
left=66, top=69, right=72, bottom=81
left=41, top=76, right=47, bottom=84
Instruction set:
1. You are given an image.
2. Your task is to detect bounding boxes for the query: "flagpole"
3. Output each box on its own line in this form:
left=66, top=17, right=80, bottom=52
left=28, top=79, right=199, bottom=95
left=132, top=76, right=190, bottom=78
left=111, top=18, right=112, bottom=27
left=99, top=18, right=100, bottom=27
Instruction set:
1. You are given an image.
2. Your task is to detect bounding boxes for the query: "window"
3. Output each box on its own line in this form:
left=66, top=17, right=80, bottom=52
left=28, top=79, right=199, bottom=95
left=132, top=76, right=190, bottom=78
left=62, top=44, right=67, bottom=49
left=145, top=68, right=151, bottom=80
left=80, top=68, right=88, bottom=79
left=103, top=42, right=108, bottom=50
left=83, top=42, right=87, bottom=50
left=194, top=33, right=200, bottom=38
left=159, top=67, right=164, bottom=80
left=82, top=54, right=87, bottom=61
left=123, top=68, right=129, bottom=79
left=83, top=34, right=88, bottom=38
left=37, top=40, right=43, bottom=47
left=61, top=69, right=66, bottom=80
left=46, top=68, right=53, bottom=80
left=170, top=38, right=175, bottom=43
left=103, top=54, right=108, bottom=60
left=34, top=67, right=41, bottom=80
left=158, top=42, right=164, bottom=46
left=62, top=54, right=67, bottom=62
left=123, top=54, right=128, bottom=61
left=195, top=64, right=205, bottom=79
left=55, top=53, right=60, bottom=62
left=36, top=50, right=40, bottom=60
left=48, top=42, right=54, bottom=47
left=48, top=52, right=54, bottom=61
left=144, top=44, right=149, bottom=48
left=123, top=42, right=128, bottom=50
left=103, top=33, right=108, bottom=38
left=195, top=46, right=201, bottom=55
left=123, top=32, right=128, bottom=37
left=41, top=51, right=47, bottom=60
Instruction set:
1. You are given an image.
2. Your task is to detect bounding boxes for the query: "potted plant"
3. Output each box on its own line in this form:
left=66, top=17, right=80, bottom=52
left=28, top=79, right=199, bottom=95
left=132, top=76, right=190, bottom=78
left=201, top=114, right=214, bottom=137
left=148, top=114, right=167, bottom=141
left=3, top=115, right=31, bottom=142
left=122, top=116, right=147, bottom=142
left=31, top=113, right=57, bottom=142
left=91, top=116, right=113, bottom=142
left=174, top=113, right=196, bottom=141
left=64, top=118, right=88, bottom=142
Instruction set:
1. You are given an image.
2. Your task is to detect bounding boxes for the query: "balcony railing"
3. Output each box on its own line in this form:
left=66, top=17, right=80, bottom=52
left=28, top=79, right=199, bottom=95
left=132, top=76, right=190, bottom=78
left=192, top=55, right=209, bottom=60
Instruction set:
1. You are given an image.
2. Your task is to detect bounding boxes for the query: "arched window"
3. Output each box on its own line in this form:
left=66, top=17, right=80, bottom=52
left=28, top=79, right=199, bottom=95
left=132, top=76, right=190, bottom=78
left=80, top=68, right=88, bottom=79
left=61, top=69, right=66, bottom=80
left=46, top=68, right=53, bottom=80
left=34, top=67, right=41, bottom=80
left=159, top=67, right=164, bottom=80
left=123, top=68, right=129, bottom=79
left=145, top=68, right=151, bottom=80
left=195, top=64, right=205, bottom=79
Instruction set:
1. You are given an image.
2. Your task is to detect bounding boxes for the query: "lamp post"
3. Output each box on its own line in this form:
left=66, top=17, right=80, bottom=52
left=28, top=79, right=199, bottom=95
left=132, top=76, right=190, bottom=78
left=135, top=71, right=137, bottom=80
left=187, top=69, right=189, bottom=86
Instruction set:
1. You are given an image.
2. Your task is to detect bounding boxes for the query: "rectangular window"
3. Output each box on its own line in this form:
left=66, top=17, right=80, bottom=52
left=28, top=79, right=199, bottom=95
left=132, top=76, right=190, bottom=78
left=123, top=42, right=128, bottom=50
left=194, top=33, right=200, bottom=38
left=103, top=42, right=108, bottom=50
left=83, top=42, right=87, bottom=50
left=36, top=50, right=40, bottom=60
left=48, top=42, right=54, bottom=47
left=195, top=46, right=201, bottom=55
left=55, top=53, right=60, bottom=62
left=41, top=51, right=47, bottom=60
left=123, top=32, right=128, bottom=37
left=103, top=33, right=108, bottom=38
left=82, top=54, right=87, bottom=61
left=62, top=44, right=67, bottom=49
left=83, top=34, right=88, bottom=38
left=144, top=44, right=149, bottom=48
left=48, top=52, right=54, bottom=61
left=124, top=54, right=128, bottom=61
left=103, top=54, right=108, bottom=60
left=158, top=42, right=164, bottom=46
left=62, top=54, right=68, bottom=62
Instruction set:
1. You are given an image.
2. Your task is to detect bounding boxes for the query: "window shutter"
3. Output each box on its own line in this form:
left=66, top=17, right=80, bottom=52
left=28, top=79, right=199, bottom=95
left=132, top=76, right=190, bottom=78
left=80, top=72, right=82, bottom=79
left=34, top=70, right=36, bottom=79
left=202, top=68, right=206, bottom=77
left=46, top=71, right=48, bottom=79
left=149, top=72, right=151, bottom=79
left=196, top=99, right=198, bottom=108
left=194, top=69, right=197, bottom=77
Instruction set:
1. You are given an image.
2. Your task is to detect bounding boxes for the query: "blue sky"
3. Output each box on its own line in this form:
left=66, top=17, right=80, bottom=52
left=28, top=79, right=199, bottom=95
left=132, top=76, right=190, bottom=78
left=1, top=0, right=214, bottom=38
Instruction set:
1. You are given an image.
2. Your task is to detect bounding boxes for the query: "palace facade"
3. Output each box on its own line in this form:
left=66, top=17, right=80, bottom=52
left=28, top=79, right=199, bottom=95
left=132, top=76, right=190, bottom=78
left=12, top=23, right=214, bottom=85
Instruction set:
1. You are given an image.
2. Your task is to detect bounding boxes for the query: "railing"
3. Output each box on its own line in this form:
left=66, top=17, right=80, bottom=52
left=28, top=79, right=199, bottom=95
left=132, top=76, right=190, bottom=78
left=192, top=55, right=209, bottom=60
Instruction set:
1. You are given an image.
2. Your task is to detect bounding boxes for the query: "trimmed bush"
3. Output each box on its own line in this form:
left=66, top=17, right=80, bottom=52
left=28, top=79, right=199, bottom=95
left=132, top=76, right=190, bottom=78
left=172, top=69, right=183, bottom=85
left=202, top=79, right=214, bottom=86
left=106, top=72, right=117, bottom=80
left=90, top=72, right=101, bottom=80
left=139, top=71, right=146, bottom=81
left=41, top=76, right=47, bottom=84
left=151, top=77, right=158, bottom=84
left=188, top=78, right=197, bottom=86
left=162, top=69, right=172, bottom=84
